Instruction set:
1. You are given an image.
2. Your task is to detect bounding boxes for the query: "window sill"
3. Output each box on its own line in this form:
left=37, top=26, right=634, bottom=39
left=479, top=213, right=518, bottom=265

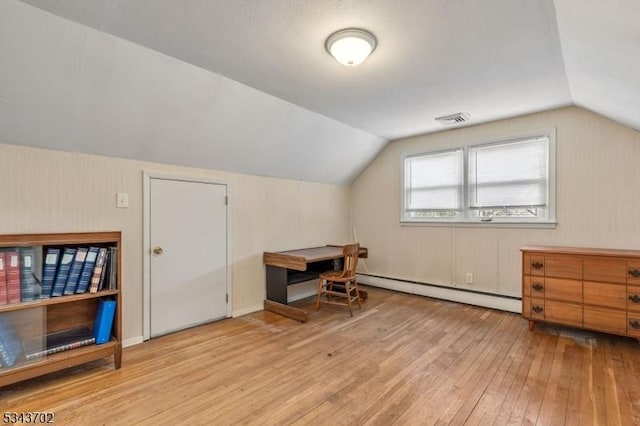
left=400, top=220, right=558, bottom=229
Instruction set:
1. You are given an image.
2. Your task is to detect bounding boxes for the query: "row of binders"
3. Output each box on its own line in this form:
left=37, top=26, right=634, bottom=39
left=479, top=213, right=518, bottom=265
left=0, top=246, right=118, bottom=305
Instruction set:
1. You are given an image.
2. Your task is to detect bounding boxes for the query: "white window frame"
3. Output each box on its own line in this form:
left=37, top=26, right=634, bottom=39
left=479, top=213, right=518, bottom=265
left=400, top=129, right=556, bottom=227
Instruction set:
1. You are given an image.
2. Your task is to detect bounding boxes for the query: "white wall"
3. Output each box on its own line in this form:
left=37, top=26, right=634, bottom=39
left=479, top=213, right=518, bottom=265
left=351, top=106, right=640, bottom=299
left=0, top=143, right=351, bottom=342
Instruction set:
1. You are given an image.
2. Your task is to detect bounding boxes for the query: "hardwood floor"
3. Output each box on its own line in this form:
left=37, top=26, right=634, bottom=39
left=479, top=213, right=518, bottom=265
left=2, top=286, right=640, bottom=425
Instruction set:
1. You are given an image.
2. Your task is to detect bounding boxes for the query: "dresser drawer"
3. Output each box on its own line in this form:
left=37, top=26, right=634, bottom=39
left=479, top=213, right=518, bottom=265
left=529, top=255, right=545, bottom=276
left=530, top=298, right=545, bottom=320
left=627, top=286, right=640, bottom=312
left=545, top=255, right=582, bottom=279
left=545, top=278, right=582, bottom=303
left=583, top=257, right=627, bottom=284
left=628, top=262, right=640, bottom=284
left=583, top=281, right=626, bottom=309
left=628, top=315, right=640, bottom=338
left=584, top=306, right=626, bottom=335
left=529, top=277, right=545, bottom=297
left=523, top=276, right=545, bottom=298
left=545, top=300, right=582, bottom=327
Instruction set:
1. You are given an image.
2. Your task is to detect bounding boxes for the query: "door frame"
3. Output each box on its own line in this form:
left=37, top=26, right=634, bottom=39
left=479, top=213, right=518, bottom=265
left=142, top=171, right=233, bottom=341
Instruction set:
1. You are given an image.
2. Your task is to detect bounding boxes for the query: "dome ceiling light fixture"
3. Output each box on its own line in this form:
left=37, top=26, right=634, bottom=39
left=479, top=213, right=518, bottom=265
left=325, top=28, right=377, bottom=67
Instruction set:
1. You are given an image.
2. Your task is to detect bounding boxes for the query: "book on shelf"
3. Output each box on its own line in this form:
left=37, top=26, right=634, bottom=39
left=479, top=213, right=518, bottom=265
left=40, top=248, right=60, bottom=299
left=94, top=298, right=116, bottom=345
left=109, top=246, right=118, bottom=290
left=0, top=315, right=22, bottom=368
left=0, top=251, right=7, bottom=305
left=89, top=248, right=108, bottom=294
left=22, top=327, right=95, bottom=361
left=98, top=250, right=110, bottom=292
left=63, top=247, right=87, bottom=295
left=19, top=247, right=40, bottom=301
left=4, top=250, right=21, bottom=304
left=75, top=247, right=99, bottom=294
left=50, top=248, right=76, bottom=297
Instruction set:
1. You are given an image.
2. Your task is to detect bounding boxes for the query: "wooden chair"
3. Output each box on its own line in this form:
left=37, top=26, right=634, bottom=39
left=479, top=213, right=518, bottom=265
left=315, top=243, right=361, bottom=317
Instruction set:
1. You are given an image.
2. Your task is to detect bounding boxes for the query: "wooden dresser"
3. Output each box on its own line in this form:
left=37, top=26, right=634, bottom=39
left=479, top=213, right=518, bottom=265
left=521, top=246, right=640, bottom=339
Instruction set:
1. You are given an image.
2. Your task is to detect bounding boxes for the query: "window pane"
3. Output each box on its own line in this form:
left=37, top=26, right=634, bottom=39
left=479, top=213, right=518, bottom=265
left=406, top=149, right=463, bottom=211
left=468, top=137, right=548, bottom=208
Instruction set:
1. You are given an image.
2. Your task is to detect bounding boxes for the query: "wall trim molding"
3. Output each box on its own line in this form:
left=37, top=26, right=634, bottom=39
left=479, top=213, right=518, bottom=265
left=358, top=274, right=521, bottom=313
left=233, top=305, right=264, bottom=317
left=123, top=336, right=144, bottom=348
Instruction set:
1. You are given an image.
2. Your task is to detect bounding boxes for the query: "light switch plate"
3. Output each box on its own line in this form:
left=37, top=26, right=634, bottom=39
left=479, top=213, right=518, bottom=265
left=116, top=192, right=129, bottom=208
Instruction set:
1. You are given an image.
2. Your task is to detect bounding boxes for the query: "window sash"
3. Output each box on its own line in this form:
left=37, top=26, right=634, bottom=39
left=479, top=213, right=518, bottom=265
left=405, top=149, right=463, bottom=212
left=468, top=137, right=549, bottom=209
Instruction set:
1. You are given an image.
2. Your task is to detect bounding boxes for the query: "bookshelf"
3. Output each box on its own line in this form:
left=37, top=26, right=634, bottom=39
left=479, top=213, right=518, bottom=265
left=0, top=232, right=122, bottom=387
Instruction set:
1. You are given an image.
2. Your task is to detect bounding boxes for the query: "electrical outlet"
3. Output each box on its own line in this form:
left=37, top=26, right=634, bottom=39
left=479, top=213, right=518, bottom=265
left=465, top=272, right=473, bottom=284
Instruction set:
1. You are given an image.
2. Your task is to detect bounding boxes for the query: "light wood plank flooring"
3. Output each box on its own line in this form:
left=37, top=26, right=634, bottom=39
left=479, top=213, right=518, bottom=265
left=2, top=286, right=640, bottom=425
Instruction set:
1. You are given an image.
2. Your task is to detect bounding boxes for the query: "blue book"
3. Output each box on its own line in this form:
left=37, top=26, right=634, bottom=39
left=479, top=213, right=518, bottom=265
left=63, top=248, right=88, bottom=295
left=40, top=248, right=60, bottom=299
left=19, top=247, right=39, bottom=301
left=75, top=247, right=99, bottom=294
left=0, top=315, right=23, bottom=368
left=50, top=248, right=76, bottom=297
left=93, top=299, right=116, bottom=345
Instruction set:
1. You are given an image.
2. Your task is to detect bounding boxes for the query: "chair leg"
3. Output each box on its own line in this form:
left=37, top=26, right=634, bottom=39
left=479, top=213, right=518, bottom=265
left=345, top=281, right=353, bottom=317
left=353, top=280, right=362, bottom=309
left=316, top=277, right=324, bottom=311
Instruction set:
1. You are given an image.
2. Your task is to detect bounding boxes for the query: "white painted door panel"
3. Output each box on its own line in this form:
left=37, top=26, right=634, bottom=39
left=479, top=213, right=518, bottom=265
left=150, top=178, right=227, bottom=337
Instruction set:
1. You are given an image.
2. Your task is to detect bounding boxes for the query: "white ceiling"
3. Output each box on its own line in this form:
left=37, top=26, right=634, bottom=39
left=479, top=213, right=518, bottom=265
left=4, top=0, right=640, bottom=184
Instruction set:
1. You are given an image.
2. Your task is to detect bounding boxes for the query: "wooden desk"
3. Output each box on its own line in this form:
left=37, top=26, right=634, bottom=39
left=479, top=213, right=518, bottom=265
left=263, top=245, right=368, bottom=322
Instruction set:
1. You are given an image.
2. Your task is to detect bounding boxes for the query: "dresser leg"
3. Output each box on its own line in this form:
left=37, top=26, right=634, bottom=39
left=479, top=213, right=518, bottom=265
left=528, top=320, right=535, bottom=331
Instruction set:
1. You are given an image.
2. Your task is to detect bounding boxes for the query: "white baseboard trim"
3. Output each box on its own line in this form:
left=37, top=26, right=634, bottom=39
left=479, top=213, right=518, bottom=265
left=123, top=336, right=144, bottom=348
left=358, top=274, right=521, bottom=313
left=233, top=305, right=264, bottom=317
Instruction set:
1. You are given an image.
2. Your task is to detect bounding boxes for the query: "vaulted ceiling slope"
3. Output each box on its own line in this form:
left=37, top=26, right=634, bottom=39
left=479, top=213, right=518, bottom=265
left=0, top=1, right=386, bottom=185
left=4, top=1, right=640, bottom=185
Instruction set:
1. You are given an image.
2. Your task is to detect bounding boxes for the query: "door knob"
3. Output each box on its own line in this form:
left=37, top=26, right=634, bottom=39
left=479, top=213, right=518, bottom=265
left=153, top=246, right=164, bottom=255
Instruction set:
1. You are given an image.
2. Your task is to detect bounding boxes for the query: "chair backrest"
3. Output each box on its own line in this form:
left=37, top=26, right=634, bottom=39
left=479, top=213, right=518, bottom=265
left=341, top=243, right=360, bottom=279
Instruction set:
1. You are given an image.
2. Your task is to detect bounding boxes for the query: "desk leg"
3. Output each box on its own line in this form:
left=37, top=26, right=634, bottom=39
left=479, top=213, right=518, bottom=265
left=264, top=300, right=308, bottom=323
left=265, top=266, right=308, bottom=323
left=266, top=266, right=288, bottom=304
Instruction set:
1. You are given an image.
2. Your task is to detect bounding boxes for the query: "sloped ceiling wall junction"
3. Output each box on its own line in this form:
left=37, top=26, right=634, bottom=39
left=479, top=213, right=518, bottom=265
left=2, top=0, right=639, bottom=185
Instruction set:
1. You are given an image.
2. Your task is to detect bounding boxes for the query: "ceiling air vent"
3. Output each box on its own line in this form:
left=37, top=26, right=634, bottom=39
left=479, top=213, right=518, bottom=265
left=435, top=112, right=470, bottom=126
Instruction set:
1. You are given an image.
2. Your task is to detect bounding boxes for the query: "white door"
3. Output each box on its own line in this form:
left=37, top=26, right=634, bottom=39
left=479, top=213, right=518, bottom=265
left=149, top=178, right=228, bottom=337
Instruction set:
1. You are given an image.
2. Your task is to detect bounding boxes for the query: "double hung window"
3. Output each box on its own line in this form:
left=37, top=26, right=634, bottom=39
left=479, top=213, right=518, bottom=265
left=402, top=132, right=555, bottom=224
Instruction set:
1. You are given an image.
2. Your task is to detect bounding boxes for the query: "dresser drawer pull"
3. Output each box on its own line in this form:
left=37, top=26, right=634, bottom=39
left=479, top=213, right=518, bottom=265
left=629, top=320, right=640, bottom=330
left=532, top=305, right=544, bottom=314
left=531, top=262, right=544, bottom=270
left=629, top=269, right=640, bottom=278
left=629, top=295, right=640, bottom=304
left=532, top=283, right=544, bottom=292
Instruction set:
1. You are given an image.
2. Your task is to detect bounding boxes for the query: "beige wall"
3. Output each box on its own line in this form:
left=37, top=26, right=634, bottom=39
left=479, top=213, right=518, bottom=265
left=351, top=106, right=640, bottom=298
left=0, top=143, right=350, bottom=342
